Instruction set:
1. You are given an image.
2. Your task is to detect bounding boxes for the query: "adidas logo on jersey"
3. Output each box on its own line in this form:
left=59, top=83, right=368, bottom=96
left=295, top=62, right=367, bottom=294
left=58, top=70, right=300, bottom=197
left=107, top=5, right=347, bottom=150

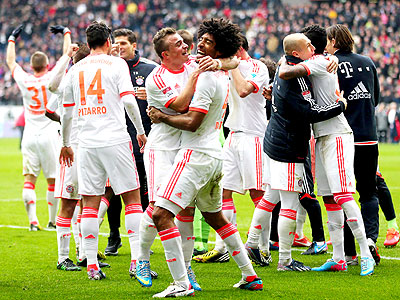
left=348, top=82, right=371, bottom=100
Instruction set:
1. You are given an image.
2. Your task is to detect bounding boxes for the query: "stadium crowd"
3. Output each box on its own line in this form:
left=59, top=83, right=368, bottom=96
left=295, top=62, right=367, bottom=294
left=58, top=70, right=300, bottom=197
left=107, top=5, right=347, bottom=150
left=1, top=0, right=400, bottom=108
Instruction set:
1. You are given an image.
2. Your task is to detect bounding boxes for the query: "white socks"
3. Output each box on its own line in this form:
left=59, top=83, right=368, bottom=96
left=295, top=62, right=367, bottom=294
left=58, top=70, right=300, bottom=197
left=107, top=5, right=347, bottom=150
left=137, top=205, right=158, bottom=261
left=325, top=203, right=345, bottom=262
left=125, top=203, right=143, bottom=265
left=56, top=216, right=72, bottom=263
left=23, top=182, right=39, bottom=226
left=47, top=184, right=59, bottom=224
left=81, top=207, right=99, bottom=270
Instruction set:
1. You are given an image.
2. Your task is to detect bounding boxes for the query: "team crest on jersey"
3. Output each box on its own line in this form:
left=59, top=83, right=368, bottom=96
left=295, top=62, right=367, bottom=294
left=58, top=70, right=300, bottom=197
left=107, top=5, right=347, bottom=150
left=298, top=179, right=303, bottom=187
left=250, top=73, right=257, bottom=78
left=135, top=76, right=144, bottom=86
left=302, top=90, right=311, bottom=100
left=66, top=185, right=74, bottom=194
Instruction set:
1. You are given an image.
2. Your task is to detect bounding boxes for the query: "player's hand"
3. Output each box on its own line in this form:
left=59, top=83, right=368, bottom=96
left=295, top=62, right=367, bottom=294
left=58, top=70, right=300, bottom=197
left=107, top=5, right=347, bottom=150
left=147, top=106, right=162, bottom=124
left=50, top=25, right=69, bottom=35
left=59, top=146, right=74, bottom=167
left=262, top=84, right=273, bottom=101
left=110, top=43, right=120, bottom=57
left=9, top=24, right=24, bottom=41
left=326, top=55, right=339, bottom=73
left=66, top=43, right=79, bottom=58
left=337, top=90, right=347, bottom=110
left=277, top=55, right=286, bottom=66
left=136, top=87, right=147, bottom=100
left=197, top=55, right=215, bottom=71
left=137, top=134, right=147, bottom=153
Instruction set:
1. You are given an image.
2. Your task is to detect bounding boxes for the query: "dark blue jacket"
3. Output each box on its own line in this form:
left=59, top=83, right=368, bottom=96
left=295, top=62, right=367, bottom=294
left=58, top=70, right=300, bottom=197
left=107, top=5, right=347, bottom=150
left=335, top=50, right=380, bottom=143
left=124, top=50, right=157, bottom=161
left=264, top=55, right=345, bottom=163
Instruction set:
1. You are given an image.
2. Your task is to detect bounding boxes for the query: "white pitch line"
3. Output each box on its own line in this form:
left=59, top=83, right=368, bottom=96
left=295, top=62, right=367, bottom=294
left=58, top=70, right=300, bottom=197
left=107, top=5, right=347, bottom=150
left=1, top=224, right=400, bottom=261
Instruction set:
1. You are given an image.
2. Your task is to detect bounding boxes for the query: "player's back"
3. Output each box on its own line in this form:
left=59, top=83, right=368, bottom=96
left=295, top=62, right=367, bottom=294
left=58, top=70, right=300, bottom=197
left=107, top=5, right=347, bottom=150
left=13, top=65, right=59, bottom=133
left=64, top=54, right=133, bottom=148
left=181, top=70, right=230, bottom=159
left=226, top=58, right=269, bottom=137
left=299, top=54, right=352, bottom=138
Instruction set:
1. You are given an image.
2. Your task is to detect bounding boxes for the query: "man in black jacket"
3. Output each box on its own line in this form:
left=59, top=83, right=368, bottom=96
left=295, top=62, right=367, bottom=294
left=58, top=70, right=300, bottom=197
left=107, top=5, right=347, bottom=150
left=104, top=28, right=158, bottom=256
left=326, top=24, right=381, bottom=265
left=262, top=33, right=346, bottom=271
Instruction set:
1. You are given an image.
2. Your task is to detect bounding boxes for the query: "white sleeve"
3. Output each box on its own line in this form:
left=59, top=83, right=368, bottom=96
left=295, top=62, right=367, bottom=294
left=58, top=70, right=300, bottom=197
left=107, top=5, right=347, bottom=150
left=61, top=72, right=75, bottom=146
left=146, top=72, right=180, bottom=109
left=122, top=94, right=145, bottom=135
left=49, top=54, right=70, bottom=92
left=299, top=56, right=327, bottom=77
left=12, top=64, right=27, bottom=86
left=244, top=61, right=270, bottom=93
left=189, top=72, right=216, bottom=114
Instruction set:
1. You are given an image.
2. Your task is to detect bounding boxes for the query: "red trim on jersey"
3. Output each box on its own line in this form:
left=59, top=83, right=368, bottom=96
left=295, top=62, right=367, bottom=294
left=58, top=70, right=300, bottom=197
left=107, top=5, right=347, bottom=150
left=63, top=103, right=75, bottom=107
left=46, top=107, right=55, bottom=114
left=336, top=136, right=348, bottom=192
left=120, top=91, right=136, bottom=98
left=153, top=67, right=166, bottom=90
left=8, top=40, right=15, bottom=44
left=161, top=64, right=184, bottom=74
left=299, top=63, right=311, bottom=76
left=162, top=149, right=192, bottom=200
left=247, top=80, right=259, bottom=93
left=189, top=107, right=208, bottom=114
left=165, top=96, right=177, bottom=108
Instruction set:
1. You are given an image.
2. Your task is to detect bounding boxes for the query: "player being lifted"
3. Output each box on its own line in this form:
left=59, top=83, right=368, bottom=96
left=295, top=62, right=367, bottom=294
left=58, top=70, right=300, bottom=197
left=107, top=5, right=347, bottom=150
left=147, top=18, right=262, bottom=297
left=60, top=21, right=146, bottom=280
left=6, top=24, right=71, bottom=231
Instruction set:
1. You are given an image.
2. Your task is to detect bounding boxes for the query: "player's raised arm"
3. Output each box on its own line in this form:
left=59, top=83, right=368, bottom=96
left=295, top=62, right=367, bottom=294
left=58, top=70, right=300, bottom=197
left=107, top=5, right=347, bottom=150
left=49, top=43, right=79, bottom=92
left=6, top=24, right=24, bottom=73
left=50, top=25, right=71, bottom=55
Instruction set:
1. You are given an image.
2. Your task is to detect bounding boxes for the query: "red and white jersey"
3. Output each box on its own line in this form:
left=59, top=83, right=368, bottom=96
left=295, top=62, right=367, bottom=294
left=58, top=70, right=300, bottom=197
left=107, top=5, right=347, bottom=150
left=299, top=55, right=352, bottom=138
left=13, top=65, right=59, bottom=134
left=225, top=58, right=269, bottom=137
left=62, top=54, right=134, bottom=148
left=181, top=70, right=230, bottom=159
left=145, top=60, right=198, bottom=151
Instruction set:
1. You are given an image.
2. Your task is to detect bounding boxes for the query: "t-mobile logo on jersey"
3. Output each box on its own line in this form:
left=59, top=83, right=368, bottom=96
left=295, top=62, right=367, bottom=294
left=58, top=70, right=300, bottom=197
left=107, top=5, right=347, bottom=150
left=338, top=61, right=353, bottom=78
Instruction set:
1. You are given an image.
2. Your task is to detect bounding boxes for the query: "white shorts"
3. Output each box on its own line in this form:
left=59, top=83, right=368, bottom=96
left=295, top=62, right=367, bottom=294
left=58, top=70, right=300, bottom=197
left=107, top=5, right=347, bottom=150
left=21, top=130, right=59, bottom=178
left=222, top=132, right=264, bottom=194
left=315, top=133, right=356, bottom=196
left=144, top=148, right=178, bottom=203
left=55, top=143, right=80, bottom=200
left=77, top=141, right=140, bottom=196
left=263, top=153, right=271, bottom=185
left=155, top=149, right=223, bottom=215
left=269, top=157, right=304, bottom=193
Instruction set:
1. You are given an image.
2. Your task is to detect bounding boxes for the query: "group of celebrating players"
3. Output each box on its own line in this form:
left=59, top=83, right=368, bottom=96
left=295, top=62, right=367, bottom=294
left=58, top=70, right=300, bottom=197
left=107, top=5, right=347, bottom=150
left=6, top=14, right=395, bottom=298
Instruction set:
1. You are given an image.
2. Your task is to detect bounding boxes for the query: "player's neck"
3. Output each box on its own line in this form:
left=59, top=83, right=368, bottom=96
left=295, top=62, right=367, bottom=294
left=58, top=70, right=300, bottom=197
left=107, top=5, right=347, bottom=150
left=162, top=61, right=184, bottom=72
left=90, top=46, right=109, bottom=56
left=33, top=69, right=47, bottom=77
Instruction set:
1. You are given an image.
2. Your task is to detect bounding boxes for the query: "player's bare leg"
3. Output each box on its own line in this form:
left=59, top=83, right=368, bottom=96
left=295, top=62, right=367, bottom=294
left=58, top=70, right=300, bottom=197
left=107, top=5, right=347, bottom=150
left=23, top=174, right=41, bottom=231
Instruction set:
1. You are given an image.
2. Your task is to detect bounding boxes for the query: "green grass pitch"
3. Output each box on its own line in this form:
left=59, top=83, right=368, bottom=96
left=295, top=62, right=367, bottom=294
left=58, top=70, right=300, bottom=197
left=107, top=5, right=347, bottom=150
left=0, top=138, right=399, bottom=299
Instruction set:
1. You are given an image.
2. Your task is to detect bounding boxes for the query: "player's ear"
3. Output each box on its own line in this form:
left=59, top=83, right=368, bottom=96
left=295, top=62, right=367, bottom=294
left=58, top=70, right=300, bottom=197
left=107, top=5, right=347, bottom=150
left=161, top=50, right=168, bottom=60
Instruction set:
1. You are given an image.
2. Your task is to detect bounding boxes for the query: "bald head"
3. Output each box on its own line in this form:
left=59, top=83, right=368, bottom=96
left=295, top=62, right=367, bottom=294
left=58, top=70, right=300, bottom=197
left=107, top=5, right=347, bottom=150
left=283, top=33, right=315, bottom=60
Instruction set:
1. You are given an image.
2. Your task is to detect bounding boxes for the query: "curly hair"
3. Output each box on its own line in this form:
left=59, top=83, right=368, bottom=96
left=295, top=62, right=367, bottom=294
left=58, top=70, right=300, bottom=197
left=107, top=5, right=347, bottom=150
left=300, top=24, right=327, bottom=55
left=86, top=21, right=112, bottom=49
left=197, top=18, right=241, bottom=58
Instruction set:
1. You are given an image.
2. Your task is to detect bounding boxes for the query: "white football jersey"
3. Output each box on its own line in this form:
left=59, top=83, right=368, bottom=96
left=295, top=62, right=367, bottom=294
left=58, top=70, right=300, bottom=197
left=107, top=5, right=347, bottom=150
left=62, top=54, right=135, bottom=148
left=13, top=65, right=59, bottom=134
left=225, top=58, right=269, bottom=137
left=145, top=59, right=198, bottom=151
left=180, top=70, right=230, bottom=159
left=299, top=55, right=352, bottom=138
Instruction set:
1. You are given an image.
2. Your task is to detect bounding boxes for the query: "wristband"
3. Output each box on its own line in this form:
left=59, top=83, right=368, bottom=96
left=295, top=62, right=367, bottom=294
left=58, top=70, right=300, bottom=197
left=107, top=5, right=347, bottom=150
left=63, top=27, right=71, bottom=35
left=216, top=59, right=222, bottom=70
left=8, top=36, right=16, bottom=43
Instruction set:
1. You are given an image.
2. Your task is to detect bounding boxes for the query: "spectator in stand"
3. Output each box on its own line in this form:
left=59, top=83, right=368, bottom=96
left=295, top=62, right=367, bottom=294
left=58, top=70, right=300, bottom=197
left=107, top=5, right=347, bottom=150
left=376, top=102, right=389, bottom=143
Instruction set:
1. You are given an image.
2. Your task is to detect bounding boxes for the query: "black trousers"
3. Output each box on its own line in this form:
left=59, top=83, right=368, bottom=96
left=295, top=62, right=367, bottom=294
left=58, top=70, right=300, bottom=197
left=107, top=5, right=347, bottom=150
left=377, top=173, right=396, bottom=221
left=344, top=144, right=379, bottom=255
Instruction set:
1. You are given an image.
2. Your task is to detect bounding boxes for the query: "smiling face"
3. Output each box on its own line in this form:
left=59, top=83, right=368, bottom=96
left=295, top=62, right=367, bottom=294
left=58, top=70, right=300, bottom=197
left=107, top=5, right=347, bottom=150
left=115, top=35, right=136, bottom=60
left=162, top=33, right=189, bottom=65
left=197, top=33, right=221, bottom=59
left=325, top=37, right=336, bottom=55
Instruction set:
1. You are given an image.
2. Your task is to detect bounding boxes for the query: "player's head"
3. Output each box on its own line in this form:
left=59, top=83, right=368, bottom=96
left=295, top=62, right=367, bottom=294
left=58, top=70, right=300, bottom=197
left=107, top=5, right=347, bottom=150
left=326, top=24, right=354, bottom=54
left=260, top=58, right=277, bottom=83
left=113, top=28, right=137, bottom=60
left=177, top=29, right=194, bottom=53
left=283, top=33, right=315, bottom=61
left=235, top=32, right=249, bottom=59
left=197, top=18, right=241, bottom=59
left=30, top=51, right=49, bottom=73
left=153, top=27, right=188, bottom=64
left=86, top=21, right=112, bottom=52
left=300, top=25, right=326, bottom=55
left=72, top=43, right=90, bottom=64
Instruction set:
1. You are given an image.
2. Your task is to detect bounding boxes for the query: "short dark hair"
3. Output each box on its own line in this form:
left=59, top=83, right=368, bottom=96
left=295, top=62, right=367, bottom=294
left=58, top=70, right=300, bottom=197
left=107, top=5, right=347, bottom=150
left=113, top=28, right=137, bottom=44
left=86, top=21, right=112, bottom=49
left=326, top=24, right=354, bottom=53
left=239, top=33, right=249, bottom=51
left=177, top=29, right=194, bottom=49
left=197, top=18, right=241, bottom=58
left=300, top=24, right=326, bottom=55
left=152, top=27, right=176, bottom=59
left=260, top=58, right=277, bottom=84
